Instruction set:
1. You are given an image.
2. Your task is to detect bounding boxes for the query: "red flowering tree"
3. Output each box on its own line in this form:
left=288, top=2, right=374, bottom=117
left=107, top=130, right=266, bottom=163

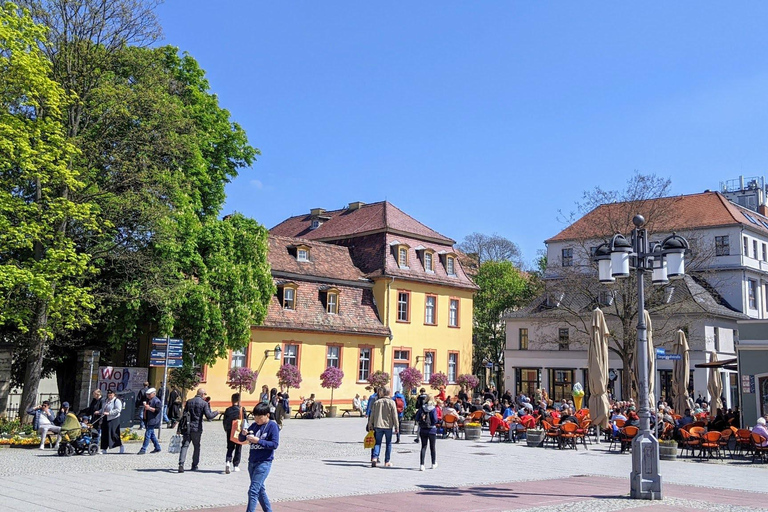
left=366, top=370, right=390, bottom=392
left=320, top=366, right=344, bottom=408
left=228, top=367, right=258, bottom=395
left=398, top=367, right=423, bottom=395
left=429, top=372, right=449, bottom=390
left=277, top=364, right=302, bottom=391
left=457, top=374, right=480, bottom=391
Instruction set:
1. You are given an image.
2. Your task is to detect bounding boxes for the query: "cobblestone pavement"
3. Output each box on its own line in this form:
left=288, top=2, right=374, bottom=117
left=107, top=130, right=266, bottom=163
left=0, top=416, right=764, bottom=511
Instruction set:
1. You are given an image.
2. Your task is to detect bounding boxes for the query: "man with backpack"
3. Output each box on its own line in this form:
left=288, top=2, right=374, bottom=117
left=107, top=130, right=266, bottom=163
left=392, top=389, right=406, bottom=443
left=178, top=388, right=219, bottom=473
left=222, top=393, right=247, bottom=474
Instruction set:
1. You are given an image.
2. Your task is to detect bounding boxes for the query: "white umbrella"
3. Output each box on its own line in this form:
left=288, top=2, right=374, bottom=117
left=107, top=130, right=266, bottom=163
left=588, top=308, right=611, bottom=431
left=672, top=330, right=690, bottom=416
left=707, top=351, right=723, bottom=417
left=635, top=310, right=656, bottom=411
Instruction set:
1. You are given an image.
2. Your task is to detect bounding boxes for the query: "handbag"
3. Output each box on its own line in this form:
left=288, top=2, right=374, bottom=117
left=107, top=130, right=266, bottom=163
left=363, top=430, right=375, bottom=449
left=168, top=434, right=182, bottom=454
left=229, top=406, right=248, bottom=445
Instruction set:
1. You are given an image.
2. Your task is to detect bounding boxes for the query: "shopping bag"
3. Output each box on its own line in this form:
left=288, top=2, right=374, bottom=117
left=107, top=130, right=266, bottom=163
left=230, top=406, right=248, bottom=445
left=168, top=434, right=182, bottom=454
left=363, top=430, right=375, bottom=449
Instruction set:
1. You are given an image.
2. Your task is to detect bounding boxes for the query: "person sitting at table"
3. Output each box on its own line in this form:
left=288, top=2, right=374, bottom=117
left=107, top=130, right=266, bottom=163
left=753, top=418, right=768, bottom=447
left=678, top=408, right=694, bottom=428
left=442, top=401, right=465, bottom=423
left=708, top=409, right=728, bottom=432
left=501, top=401, right=515, bottom=419
left=625, top=407, right=640, bottom=427
left=559, top=406, right=579, bottom=425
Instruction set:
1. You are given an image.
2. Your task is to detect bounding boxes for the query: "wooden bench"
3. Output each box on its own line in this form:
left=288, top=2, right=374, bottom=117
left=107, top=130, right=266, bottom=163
left=341, top=408, right=363, bottom=417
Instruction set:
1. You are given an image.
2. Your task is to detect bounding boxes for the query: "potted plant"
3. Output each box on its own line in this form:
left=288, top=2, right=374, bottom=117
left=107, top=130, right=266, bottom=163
left=398, top=367, right=423, bottom=434
left=659, top=439, right=678, bottom=460
left=429, top=372, right=449, bottom=393
left=320, top=366, right=344, bottom=417
left=456, top=374, right=480, bottom=397
left=276, top=364, right=302, bottom=418
left=366, top=370, right=390, bottom=392
left=464, top=421, right=482, bottom=441
left=227, top=367, right=258, bottom=396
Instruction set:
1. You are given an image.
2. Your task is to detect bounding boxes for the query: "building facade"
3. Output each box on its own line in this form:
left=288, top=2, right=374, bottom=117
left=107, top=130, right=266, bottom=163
left=505, top=190, right=768, bottom=410
left=201, top=201, right=476, bottom=409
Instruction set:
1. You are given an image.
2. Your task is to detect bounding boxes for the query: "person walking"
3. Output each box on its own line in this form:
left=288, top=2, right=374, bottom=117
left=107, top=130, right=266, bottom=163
left=136, top=381, right=149, bottom=429
left=26, top=401, right=60, bottom=450
left=222, top=392, right=247, bottom=474
left=416, top=395, right=438, bottom=471
left=100, top=389, right=125, bottom=454
left=367, top=386, right=399, bottom=468
left=137, top=388, right=162, bottom=454
left=239, top=402, right=280, bottom=512
left=268, top=388, right=278, bottom=421
left=392, top=389, right=406, bottom=443
left=275, top=387, right=289, bottom=429
left=413, top=388, right=427, bottom=443
left=79, top=390, right=104, bottom=421
left=168, top=386, right=181, bottom=428
left=178, top=388, right=219, bottom=473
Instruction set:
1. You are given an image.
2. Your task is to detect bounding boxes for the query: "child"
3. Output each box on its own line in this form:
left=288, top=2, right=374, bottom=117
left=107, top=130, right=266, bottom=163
left=239, top=403, right=279, bottom=512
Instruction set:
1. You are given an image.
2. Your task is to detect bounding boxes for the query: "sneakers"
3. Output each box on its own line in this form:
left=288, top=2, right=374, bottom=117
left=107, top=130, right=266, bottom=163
left=102, top=449, right=107, bottom=455
left=191, top=466, right=198, bottom=471
left=371, top=460, right=377, bottom=468
left=119, top=445, right=125, bottom=454
left=150, top=449, right=161, bottom=453
left=432, top=462, right=438, bottom=470
left=225, top=462, right=231, bottom=474
left=384, top=462, right=392, bottom=467
left=234, top=466, right=240, bottom=472
left=137, top=451, right=147, bottom=455
left=419, top=465, right=425, bottom=471
left=178, top=464, right=184, bottom=473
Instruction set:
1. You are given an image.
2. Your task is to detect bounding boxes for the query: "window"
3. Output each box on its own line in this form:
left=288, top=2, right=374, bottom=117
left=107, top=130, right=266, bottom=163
left=394, top=349, right=410, bottom=360
left=558, top=328, right=569, bottom=350
left=713, top=327, right=719, bottom=352
left=231, top=348, right=246, bottom=369
left=715, top=236, right=730, bottom=256
left=562, top=248, right=573, bottom=267
left=519, top=328, right=529, bottom=350
left=448, top=352, right=458, bottom=383
left=283, top=287, right=296, bottom=310
left=424, top=252, right=433, bottom=272
left=282, top=344, right=299, bottom=367
left=448, top=298, right=459, bottom=327
left=516, top=368, right=541, bottom=397
left=358, top=347, right=371, bottom=381
left=744, top=236, right=749, bottom=257
left=549, top=369, right=574, bottom=402
left=749, top=279, right=757, bottom=309
left=327, top=292, right=338, bottom=314
left=297, top=248, right=309, bottom=262
left=397, top=291, right=410, bottom=322
left=754, top=240, right=759, bottom=259
left=310, top=219, right=320, bottom=230
left=398, top=247, right=408, bottom=267
left=424, top=295, right=436, bottom=325
left=446, top=256, right=456, bottom=276
left=326, top=345, right=341, bottom=368
left=423, top=351, right=435, bottom=382
left=763, top=243, right=767, bottom=262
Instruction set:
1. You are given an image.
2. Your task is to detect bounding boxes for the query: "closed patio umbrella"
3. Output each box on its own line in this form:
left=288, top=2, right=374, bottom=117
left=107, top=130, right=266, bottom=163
left=672, top=330, right=690, bottom=416
left=635, top=310, right=656, bottom=411
left=588, top=308, right=611, bottom=430
left=707, top=351, right=723, bottom=417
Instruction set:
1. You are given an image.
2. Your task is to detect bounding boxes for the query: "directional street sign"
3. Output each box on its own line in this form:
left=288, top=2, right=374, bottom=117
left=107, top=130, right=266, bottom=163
left=656, top=354, right=682, bottom=361
left=655, top=348, right=666, bottom=356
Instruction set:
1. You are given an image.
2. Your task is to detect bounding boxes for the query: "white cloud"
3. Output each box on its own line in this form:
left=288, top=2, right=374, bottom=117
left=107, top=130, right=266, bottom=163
left=250, top=179, right=264, bottom=189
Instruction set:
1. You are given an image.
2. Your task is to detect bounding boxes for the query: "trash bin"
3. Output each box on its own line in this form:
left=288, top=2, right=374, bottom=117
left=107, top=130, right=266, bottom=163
left=117, top=390, right=135, bottom=429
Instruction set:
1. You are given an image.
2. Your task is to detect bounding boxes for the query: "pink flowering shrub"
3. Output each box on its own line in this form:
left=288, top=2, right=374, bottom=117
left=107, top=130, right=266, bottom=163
left=227, top=367, right=258, bottom=394
left=320, top=366, right=344, bottom=408
left=277, top=364, right=302, bottom=390
left=429, top=372, right=449, bottom=390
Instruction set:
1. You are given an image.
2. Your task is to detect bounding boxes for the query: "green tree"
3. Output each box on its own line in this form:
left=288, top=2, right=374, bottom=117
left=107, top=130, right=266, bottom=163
left=0, top=2, right=100, bottom=415
left=472, top=260, right=538, bottom=391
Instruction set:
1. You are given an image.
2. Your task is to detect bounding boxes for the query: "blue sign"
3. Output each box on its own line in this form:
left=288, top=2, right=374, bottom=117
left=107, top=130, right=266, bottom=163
left=150, top=359, right=167, bottom=367
left=656, top=354, right=682, bottom=361
left=167, top=358, right=183, bottom=368
left=150, top=350, right=166, bottom=358
left=655, top=348, right=666, bottom=356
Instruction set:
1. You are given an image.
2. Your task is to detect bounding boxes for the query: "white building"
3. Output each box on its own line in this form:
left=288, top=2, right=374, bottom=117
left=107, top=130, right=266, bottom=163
left=505, top=188, right=768, bottom=410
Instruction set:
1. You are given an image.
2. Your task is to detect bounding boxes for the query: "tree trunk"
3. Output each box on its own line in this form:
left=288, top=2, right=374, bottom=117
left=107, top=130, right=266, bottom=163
left=19, top=306, right=49, bottom=424
left=330, top=388, right=334, bottom=408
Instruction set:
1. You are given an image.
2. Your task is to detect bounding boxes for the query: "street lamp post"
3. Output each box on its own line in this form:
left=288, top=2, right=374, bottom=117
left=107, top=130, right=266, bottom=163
left=593, top=214, right=689, bottom=500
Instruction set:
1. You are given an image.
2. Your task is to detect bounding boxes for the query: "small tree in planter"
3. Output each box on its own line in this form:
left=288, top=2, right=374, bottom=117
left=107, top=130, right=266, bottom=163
left=320, top=366, right=344, bottom=416
left=227, top=367, right=258, bottom=395
left=169, top=365, right=203, bottom=401
left=276, top=364, right=302, bottom=391
left=398, top=367, right=423, bottom=420
left=429, top=372, right=449, bottom=392
left=366, top=370, right=390, bottom=393
left=456, top=374, right=480, bottom=392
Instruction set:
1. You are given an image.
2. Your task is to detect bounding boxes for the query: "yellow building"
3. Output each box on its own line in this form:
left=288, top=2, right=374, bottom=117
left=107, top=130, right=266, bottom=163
left=201, top=201, right=477, bottom=410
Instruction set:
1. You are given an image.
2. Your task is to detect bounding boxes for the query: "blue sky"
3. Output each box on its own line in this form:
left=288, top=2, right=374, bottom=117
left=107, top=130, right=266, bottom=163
left=155, top=2, right=768, bottom=267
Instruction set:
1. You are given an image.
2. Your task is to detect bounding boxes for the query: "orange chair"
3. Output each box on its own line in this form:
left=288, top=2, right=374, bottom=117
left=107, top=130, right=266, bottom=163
left=690, top=426, right=706, bottom=438
left=735, top=429, right=753, bottom=458
left=541, top=420, right=560, bottom=449
left=468, top=410, right=485, bottom=424
left=700, top=431, right=721, bottom=459
left=552, top=416, right=561, bottom=426
left=752, top=433, right=768, bottom=463
left=659, top=423, right=674, bottom=441
left=718, top=429, right=732, bottom=458
left=559, top=422, right=579, bottom=450
left=679, top=428, right=700, bottom=458
left=619, top=426, right=639, bottom=453
left=488, top=415, right=509, bottom=443
left=442, top=413, right=460, bottom=439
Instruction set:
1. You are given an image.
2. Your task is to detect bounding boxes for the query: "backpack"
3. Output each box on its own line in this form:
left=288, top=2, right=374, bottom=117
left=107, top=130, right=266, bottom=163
left=418, top=408, right=433, bottom=429
left=177, top=403, right=191, bottom=435
left=394, top=396, right=405, bottom=413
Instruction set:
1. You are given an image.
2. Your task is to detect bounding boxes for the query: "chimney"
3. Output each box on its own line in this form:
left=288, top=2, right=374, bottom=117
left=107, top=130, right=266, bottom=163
left=348, top=201, right=365, bottom=211
left=310, top=208, right=325, bottom=217
left=759, top=204, right=768, bottom=217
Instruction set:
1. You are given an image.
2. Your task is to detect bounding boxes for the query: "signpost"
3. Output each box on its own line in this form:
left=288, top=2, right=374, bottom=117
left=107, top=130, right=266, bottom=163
left=150, top=337, right=183, bottom=438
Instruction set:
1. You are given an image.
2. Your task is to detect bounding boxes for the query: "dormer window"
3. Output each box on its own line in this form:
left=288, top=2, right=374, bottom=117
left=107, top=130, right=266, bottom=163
left=446, top=256, right=455, bottom=276
left=310, top=219, right=320, bottom=230
left=297, top=248, right=309, bottom=262
left=327, top=290, right=338, bottom=314
left=398, top=247, right=408, bottom=267
left=424, top=251, right=434, bottom=272
left=278, top=283, right=298, bottom=310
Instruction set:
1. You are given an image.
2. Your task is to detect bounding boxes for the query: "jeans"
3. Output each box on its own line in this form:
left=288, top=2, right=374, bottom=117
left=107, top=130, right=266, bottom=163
left=419, top=430, right=437, bottom=465
left=226, top=437, right=242, bottom=467
left=178, top=431, right=202, bottom=468
left=372, top=428, right=393, bottom=463
left=162, top=405, right=170, bottom=423
left=140, top=427, right=161, bottom=452
left=246, top=460, right=272, bottom=512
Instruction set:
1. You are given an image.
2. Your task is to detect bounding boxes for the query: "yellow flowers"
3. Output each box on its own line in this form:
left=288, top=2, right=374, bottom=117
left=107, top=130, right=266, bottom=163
left=0, top=435, right=43, bottom=446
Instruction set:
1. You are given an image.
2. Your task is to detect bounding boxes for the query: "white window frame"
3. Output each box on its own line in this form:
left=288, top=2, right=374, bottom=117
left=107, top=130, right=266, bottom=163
left=748, top=279, right=757, bottom=309
left=231, top=348, right=246, bottom=369
left=449, top=299, right=459, bottom=327
left=327, top=292, right=338, bottom=314
left=326, top=345, right=340, bottom=368
left=448, top=353, right=457, bottom=383
left=423, top=352, right=434, bottom=382
left=398, top=247, right=408, bottom=267
left=358, top=348, right=371, bottom=381
left=283, top=287, right=296, bottom=310
left=297, top=248, right=309, bottom=262
left=282, top=344, right=298, bottom=366
left=446, top=256, right=456, bottom=276
left=397, top=292, right=409, bottom=322
left=425, top=295, right=436, bottom=325
left=424, top=252, right=433, bottom=272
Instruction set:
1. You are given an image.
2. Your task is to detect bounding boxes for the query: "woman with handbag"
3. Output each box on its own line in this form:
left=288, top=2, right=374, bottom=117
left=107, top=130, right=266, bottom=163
left=222, top=393, right=248, bottom=474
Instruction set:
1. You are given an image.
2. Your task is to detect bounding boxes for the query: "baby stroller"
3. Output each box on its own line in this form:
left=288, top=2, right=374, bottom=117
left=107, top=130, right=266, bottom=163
left=57, top=413, right=100, bottom=456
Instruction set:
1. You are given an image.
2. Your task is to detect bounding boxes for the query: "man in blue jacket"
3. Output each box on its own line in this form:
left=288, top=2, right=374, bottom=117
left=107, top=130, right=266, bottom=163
left=138, top=388, right=162, bottom=454
left=240, top=402, right=279, bottom=512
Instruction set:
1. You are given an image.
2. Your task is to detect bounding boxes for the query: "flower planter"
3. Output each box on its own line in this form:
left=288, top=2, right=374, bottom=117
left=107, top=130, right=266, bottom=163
left=526, top=429, right=545, bottom=447
left=659, top=442, right=678, bottom=461
left=327, top=406, right=337, bottom=418
left=400, top=420, right=415, bottom=435
left=464, top=425, right=482, bottom=441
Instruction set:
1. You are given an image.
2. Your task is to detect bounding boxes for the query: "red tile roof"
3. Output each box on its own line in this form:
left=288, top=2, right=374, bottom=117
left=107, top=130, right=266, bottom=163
left=270, top=201, right=455, bottom=244
left=547, top=191, right=768, bottom=243
left=268, top=235, right=368, bottom=283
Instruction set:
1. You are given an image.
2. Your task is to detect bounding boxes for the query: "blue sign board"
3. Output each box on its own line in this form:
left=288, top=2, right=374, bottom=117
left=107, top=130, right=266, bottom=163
left=655, top=348, right=666, bottom=356
left=149, top=338, right=183, bottom=367
left=656, top=354, right=682, bottom=361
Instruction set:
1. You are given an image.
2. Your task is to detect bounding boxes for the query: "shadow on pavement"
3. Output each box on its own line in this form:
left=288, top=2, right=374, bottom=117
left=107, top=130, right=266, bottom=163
left=414, top=484, right=627, bottom=501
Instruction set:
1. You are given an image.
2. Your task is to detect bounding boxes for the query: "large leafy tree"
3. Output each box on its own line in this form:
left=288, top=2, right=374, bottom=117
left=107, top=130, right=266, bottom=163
left=473, top=260, right=539, bottom=391
left=0, top=2, right=100, bottom=413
